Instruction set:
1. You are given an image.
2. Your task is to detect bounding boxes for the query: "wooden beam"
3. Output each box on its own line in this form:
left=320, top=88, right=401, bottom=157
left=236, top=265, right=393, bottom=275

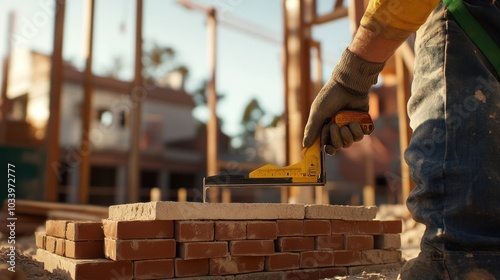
left=79, top=0, right=95, bottom=204
left=395, top=47, right=414, bottom=203
left=0, top=12, right=15, bottom=144
left=313, top=7, right=348, bottom=25
left=45, top=0, right=66, bottom=202
left=128, top=0, right=143, bottom=203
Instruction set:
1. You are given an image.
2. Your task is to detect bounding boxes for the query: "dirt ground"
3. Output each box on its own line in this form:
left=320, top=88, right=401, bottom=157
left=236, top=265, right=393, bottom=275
left=0, top=204, right=422, bottom=280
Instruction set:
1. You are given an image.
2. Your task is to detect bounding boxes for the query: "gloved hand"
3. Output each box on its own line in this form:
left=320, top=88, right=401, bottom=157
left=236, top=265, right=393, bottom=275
left=303, top=48, right=385, bottom=155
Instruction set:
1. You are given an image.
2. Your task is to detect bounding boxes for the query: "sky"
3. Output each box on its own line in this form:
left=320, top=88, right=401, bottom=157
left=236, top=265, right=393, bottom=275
left=0, top=0, right=353, bottom=137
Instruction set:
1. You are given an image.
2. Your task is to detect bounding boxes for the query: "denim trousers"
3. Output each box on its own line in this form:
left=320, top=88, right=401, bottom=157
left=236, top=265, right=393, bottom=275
left=403, top=1, right=500, bottom=279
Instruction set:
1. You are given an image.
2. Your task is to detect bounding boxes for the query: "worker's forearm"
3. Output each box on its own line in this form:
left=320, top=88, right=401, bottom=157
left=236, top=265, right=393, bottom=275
left=348, top=26, right=405, bottom=63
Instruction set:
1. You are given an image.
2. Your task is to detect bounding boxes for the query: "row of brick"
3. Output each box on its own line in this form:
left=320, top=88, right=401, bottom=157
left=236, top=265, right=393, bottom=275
left=45, top=219, right=401, bottom=241
left=37, top=247, right=401, bottom=279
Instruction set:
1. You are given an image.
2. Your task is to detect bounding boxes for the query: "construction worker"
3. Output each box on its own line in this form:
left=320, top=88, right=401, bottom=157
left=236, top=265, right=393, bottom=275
left=303, top=0, right=500, bottom=279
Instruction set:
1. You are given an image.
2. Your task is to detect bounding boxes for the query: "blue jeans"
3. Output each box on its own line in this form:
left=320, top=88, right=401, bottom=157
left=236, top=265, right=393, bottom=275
left=403, top=1, right=500, bottom=279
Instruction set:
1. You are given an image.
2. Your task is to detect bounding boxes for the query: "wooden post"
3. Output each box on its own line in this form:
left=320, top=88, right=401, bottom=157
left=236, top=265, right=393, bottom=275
left=395, top=48, right=414, bottom=203
left=45, top=0, right=66, bottom=202
left=0, top=12, right=15, bottom=144
left=206, top=8, right=220, bottom=203
left=128, top=0, right=143, bottom=203
left=79, top=0, right=95, bottom=204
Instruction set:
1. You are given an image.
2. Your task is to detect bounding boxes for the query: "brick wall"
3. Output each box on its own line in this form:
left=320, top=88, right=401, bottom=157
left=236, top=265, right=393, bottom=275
left=35, top=202, right=402, bottom=279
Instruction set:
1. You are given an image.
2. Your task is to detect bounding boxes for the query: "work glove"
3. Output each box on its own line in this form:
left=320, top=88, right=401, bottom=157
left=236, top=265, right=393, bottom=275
left=303, top=48, right=385, bottom=155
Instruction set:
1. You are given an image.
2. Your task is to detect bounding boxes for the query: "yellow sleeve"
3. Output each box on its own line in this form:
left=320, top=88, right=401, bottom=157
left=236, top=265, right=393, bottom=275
left=360, top=0, right=440, bottom=40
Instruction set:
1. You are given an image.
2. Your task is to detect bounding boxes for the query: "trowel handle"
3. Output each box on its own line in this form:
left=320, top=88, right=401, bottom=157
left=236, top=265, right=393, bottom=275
left=329, top=111, right=374, bottom=135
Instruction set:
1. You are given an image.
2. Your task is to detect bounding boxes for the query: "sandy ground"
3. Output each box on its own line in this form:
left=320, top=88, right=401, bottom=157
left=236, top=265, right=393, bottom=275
left=0, top=204, right=423, bottom=280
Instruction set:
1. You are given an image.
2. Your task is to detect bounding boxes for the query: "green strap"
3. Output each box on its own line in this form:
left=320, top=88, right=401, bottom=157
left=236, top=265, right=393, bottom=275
left=443, top=0, right=500, bottom=77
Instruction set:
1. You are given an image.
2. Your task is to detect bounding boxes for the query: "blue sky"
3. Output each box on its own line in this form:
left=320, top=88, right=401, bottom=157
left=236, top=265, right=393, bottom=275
left=0, top=0, right=352, bottom=137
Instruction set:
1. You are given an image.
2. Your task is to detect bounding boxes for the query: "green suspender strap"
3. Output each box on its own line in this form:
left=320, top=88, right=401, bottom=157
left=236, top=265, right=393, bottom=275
left=443, top=0, right=500, bottom=77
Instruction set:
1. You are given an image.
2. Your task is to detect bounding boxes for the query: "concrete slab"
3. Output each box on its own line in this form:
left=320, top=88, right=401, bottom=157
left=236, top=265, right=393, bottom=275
left=304, top=205, right=377, bottom=221
left=108, top=202, right=305, bottom=221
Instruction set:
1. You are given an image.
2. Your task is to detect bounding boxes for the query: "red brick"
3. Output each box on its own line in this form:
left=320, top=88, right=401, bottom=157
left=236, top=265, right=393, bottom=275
left=362, top=249, right=402, bottom=265
left=175, top=258, right=209, bottom=277
left=215, top=221, right=246, bottom=240
left=175, top=221, right=214, bottom=242
left=247, top=221, right=277, bottom=240
left=334, top=250, right=362, bottom=266
left=104, top=238, right=176, bottom=260
left=45, top=236, right=57, bottom=253
left=319, top=267, right=348, bottom=278
left=381, top=220, right=403, bottom=234
left=210, top=256, right=264, bottom=275
left=300, top=251, right=334, bottom=268
left=284, top=268, right=320, bottom=280
left=345, top=235, right=374, bottom=250
left=35, top=232, right=46, bottom=249
left=303, top=220, right=331, bottom=236
left=66, top=221, right=104, bottom=241
left=330, top=220, right=357, bottom=234
left=45, top=220, right=68, bottom=238
left=265, top=253, right=300, bottom=271
left=103, top=219, right=173, bottom=239
left=276, top=237, right=314, bottom=252
left=134, top=259, right=174, bottom=279
left=277, top=220, right=303, bottom=236
left=316, top=234, right=343, bottom=250
left=230, top=240, right=275, bottom=256
left=179, top=242, right=228, bottom=259
left=374, top=234, right=401, bottom=249
left=357, top=221, right=382, bottom=234
left=65, top=240, right=104, bottom=259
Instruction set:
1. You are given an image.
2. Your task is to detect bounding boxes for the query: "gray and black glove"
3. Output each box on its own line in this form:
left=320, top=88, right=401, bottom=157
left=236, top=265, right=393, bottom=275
left=302, top=48, right=385, bottom=155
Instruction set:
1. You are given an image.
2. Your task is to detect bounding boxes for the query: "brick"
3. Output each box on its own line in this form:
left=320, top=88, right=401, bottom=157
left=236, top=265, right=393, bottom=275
left=65, top=240, right=104, bottom=259
left=315, top=234, right=343, bottom=251
left=108, top=201, right=304, bottom=220
left=35, top=232, right=46, bottom=249
left=179, top=277, right=234, bottom=280
left=247, top=221, right=277, bottom=240
left=45, top=236, right=56, bottom=253
left=345, top=235, right=374, bottom=250
left=265, top=253, right=300, bottom=271
left=55, top=237, right=65, bottom=256
left=179, top=242, right=228, bottom=260
left=102, top=219, right=173, bottom=239
left=381, top=220, right=403, bottom=234
left=134, top=259, right=174, bottom=279
left=319, top=267, right=348, bottom=278
left=357, top=221, right=382, bottom=234
left=276, top=237, right=314, bottom=252
left=330, top=220, right=357, bottom=234
left=283, top=268, right=320, bottom=280
left=104, top=238, right=176, bottom=261
left=234, top=271, right=283, bottom=280
left=230, top=240, right=275, bottom=256
left=210, top=256, right=264, bottom=275
left=175, top=221, right=214, bottom=242
left=66, top=221, right=104, bottom=241
left=362, top=249, right=402, bottom=265
left=175, top=258, right=209, bottom=277
left=215, top=221, right=246, bottom=240
left=333, top=250, right=362, bottom=266
left=276, top=220, right=303, bottom=236
left=304, top=205, right=377, bottom=220
left=374, top=234, right=401, bottom=249
left=37, top=249, right=133, bottom=280
left=45, top=220, right=68, bottom=238
left=300, top=251, right=334, bottom=268
left=303, top=220, right=331, bottom=236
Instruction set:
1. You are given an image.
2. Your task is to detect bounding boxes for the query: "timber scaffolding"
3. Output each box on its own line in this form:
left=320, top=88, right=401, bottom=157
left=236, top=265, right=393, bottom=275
left=34, top=201, right=403, bottom=279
